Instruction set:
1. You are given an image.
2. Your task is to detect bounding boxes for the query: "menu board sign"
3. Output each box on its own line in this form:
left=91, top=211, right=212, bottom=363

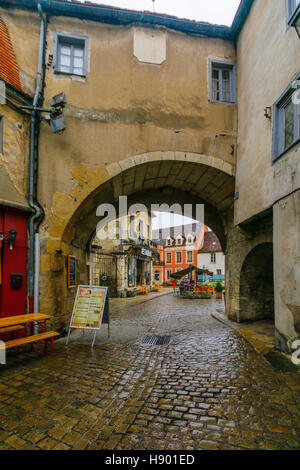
left=70, top=286, right=107, bottom=329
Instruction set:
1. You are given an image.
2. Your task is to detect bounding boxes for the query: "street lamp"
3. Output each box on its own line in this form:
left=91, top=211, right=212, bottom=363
left=289, top=3, right=300, bottom=39
left=20, top=92, right=67, bottom=134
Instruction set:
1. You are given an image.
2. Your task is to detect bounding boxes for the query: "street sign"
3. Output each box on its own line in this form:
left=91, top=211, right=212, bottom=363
left=66, top=285, right=110, bottom=347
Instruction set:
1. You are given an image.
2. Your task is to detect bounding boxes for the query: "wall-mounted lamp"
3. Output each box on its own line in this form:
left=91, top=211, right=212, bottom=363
left=264, top=107, right=271, bottom=119
left=3, top=229, right=17, bottom=250
left=289, top=4, right=300, bottom=38
left=19, top=92, right=67, bottom=134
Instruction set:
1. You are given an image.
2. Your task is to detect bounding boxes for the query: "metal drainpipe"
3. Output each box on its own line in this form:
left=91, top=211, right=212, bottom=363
left=28, top=2, right=47, bottom=317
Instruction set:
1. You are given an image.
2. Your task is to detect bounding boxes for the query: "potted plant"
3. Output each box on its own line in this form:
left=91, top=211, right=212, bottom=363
left=214, top=281, right=224, bottom=299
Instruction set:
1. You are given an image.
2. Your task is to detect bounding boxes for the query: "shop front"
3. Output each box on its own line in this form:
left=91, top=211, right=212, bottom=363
left=127, top=246, right=153, bottom=288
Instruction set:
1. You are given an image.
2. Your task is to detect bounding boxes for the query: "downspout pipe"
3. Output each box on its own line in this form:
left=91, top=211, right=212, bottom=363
left=28, top=2, right=47, bottom=314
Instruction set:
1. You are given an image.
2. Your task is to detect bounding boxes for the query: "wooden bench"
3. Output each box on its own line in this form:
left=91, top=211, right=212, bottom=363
left=0, top=325, right=24, bottom=334
left=0, top=314, right=59, bottom=357
left=1, top=331, right=60, bottom=355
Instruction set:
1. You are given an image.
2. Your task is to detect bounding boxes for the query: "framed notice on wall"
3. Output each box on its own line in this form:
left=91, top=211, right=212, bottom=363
left=67, top=255, right=76, bottom=288
left=66, top=285, right=110, bottom=347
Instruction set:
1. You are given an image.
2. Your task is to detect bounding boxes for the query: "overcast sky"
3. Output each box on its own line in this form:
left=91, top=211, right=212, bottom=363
left=82, top=0, right=241, bottom=26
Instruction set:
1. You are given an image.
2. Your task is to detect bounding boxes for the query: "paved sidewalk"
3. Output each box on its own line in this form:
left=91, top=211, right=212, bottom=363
left=0, top=295, right=299, bottom=450
left=211, top=311, right=275, bottom=355
left=109, top=288, right=173, bottom=314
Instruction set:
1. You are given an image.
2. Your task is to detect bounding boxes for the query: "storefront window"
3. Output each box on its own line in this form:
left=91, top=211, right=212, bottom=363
left=145, top=260, right=151, bottom=285
left=128, top=257, right=136, bottom=287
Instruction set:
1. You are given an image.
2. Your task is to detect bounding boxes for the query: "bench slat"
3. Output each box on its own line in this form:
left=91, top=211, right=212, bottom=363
left=2, top=331, right=60, bottom=350
left=0, top=314, right=51, bottom=328
left=0, top=325, right=24, bottom=334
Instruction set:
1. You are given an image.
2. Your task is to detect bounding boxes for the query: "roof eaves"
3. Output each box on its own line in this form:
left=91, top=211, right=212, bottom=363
left=231, top=0, right=255, bottom=40
left=1, top=0, right=232, bottom=39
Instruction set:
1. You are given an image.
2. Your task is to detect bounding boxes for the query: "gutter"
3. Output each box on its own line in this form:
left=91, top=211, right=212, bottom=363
left=0, top=0, right=255, bottom=41
left=28, top=1, right=47, bottom=315
left=231, top=0, right=255, bottom=40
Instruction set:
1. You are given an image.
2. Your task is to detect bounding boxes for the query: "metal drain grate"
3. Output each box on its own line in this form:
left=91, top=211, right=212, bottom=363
left=140, top=335, right=172, bottom=346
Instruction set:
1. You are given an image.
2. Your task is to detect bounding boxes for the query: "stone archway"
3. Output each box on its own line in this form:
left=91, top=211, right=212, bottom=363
left=39, top=152, right=235, bottom=331
left=239, top=243, right=274, bottom=323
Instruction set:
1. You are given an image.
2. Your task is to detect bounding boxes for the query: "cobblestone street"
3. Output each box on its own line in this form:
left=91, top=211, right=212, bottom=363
left=0, top=293, right=300, bottom=450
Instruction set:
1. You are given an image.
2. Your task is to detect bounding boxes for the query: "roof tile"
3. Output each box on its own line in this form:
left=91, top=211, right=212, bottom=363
left=0, top=16, right=22, bottom=91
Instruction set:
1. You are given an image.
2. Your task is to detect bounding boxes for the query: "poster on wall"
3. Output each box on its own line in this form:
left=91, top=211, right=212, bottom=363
left=67, top=255, right=76, bottom=288
left=66, top=285, right=110, bottom=347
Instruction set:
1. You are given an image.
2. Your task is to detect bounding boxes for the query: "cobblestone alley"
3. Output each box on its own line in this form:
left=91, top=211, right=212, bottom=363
left=0, top=293, right=299, bottom=450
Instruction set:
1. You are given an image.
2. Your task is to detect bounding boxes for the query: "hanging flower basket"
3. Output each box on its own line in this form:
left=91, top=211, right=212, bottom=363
left=99, top=273, right=112, bottom=286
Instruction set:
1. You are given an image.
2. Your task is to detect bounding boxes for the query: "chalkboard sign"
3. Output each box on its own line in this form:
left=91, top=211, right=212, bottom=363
left=68, top=255, right=76, bottom=288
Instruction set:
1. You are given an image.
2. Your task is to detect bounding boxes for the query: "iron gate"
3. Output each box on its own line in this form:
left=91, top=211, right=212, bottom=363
left=92, top=253, right=118, bottom=298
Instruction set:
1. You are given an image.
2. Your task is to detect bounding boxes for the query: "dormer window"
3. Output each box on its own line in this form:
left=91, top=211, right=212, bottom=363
left=176, top=237, right=182, bottom=245
left=186, top=234, right=194, bottom=245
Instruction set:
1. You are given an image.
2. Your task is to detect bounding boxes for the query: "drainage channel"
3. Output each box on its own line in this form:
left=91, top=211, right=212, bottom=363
left=140, top=335, right=172, bottom=346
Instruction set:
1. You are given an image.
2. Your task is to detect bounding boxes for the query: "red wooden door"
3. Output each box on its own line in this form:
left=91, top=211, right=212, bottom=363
left=0, top=206, right=27, bottom=318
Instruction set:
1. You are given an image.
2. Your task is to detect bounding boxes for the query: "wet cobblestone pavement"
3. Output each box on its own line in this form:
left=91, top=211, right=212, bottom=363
left=0, top=294, right=300, bottom=450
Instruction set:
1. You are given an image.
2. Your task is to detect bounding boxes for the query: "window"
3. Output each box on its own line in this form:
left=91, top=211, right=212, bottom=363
left=287, top=0, right=300, bottom=21
left=210, top=60, right=236, bottom=104
left=166, top=238, right=172, bottom=246
left=176, top=236, right=182, bottom=245
left=187, top=251, right=193, bottom=263
left=129, top=215, right=135, bottom=239
left=54, top=32, right=88, bottom=76
left=0, top=116, right=3, bottom=153
left=217, top=269, right=222, bottom=276
left=138, top=220, right=144, bottom=238
left=166, top=253, right=172, bottom=264
left=211, top=253, right=216, bottom=263
left=273, top=75, right=300, bottom=161
left=176, top=252, right=182, bottom=264
left=166, top=269, right=172, bottom=280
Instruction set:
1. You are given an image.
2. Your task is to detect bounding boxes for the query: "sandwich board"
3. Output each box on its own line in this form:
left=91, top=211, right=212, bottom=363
left=66, top=285, right=110, bottom=347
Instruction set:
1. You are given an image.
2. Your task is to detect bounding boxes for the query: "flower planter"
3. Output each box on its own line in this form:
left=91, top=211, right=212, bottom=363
left=215, top=291, right=223, bottom=299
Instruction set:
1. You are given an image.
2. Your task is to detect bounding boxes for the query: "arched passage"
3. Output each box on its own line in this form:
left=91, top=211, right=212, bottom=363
left=239, top=243, right=274, bottom=323
left=40, top=154, right=235, bottom=330
left=62, top=158, right=235, bottom=251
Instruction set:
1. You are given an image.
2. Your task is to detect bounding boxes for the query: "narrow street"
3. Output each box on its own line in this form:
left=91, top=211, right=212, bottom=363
left=0, top=293, right=299, bottom=450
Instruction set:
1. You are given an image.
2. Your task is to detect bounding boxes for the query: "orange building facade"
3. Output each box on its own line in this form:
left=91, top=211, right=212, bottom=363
left=152, top=224, right=206, bottom=285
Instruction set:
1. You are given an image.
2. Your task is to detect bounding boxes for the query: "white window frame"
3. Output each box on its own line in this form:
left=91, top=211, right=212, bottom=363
left=166, top=269, right=172, bottom=280
left=176, top=251, right=182, bottom=264
left=166, top=252, right=172, bottom=264
left=209, top=60, right=236, bottom=105
left=211, top=253, right=216, bottom=263
left=53, top=32, right=88, bottom=77
left=187, top=251, right=193, bottom=263
left=176, top=236, right=182, bottom=245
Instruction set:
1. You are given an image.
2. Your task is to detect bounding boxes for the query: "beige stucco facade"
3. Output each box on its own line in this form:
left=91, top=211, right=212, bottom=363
left=232, top=0, right=300, bottom=350
left=0, top=0, right=299, bottom=352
